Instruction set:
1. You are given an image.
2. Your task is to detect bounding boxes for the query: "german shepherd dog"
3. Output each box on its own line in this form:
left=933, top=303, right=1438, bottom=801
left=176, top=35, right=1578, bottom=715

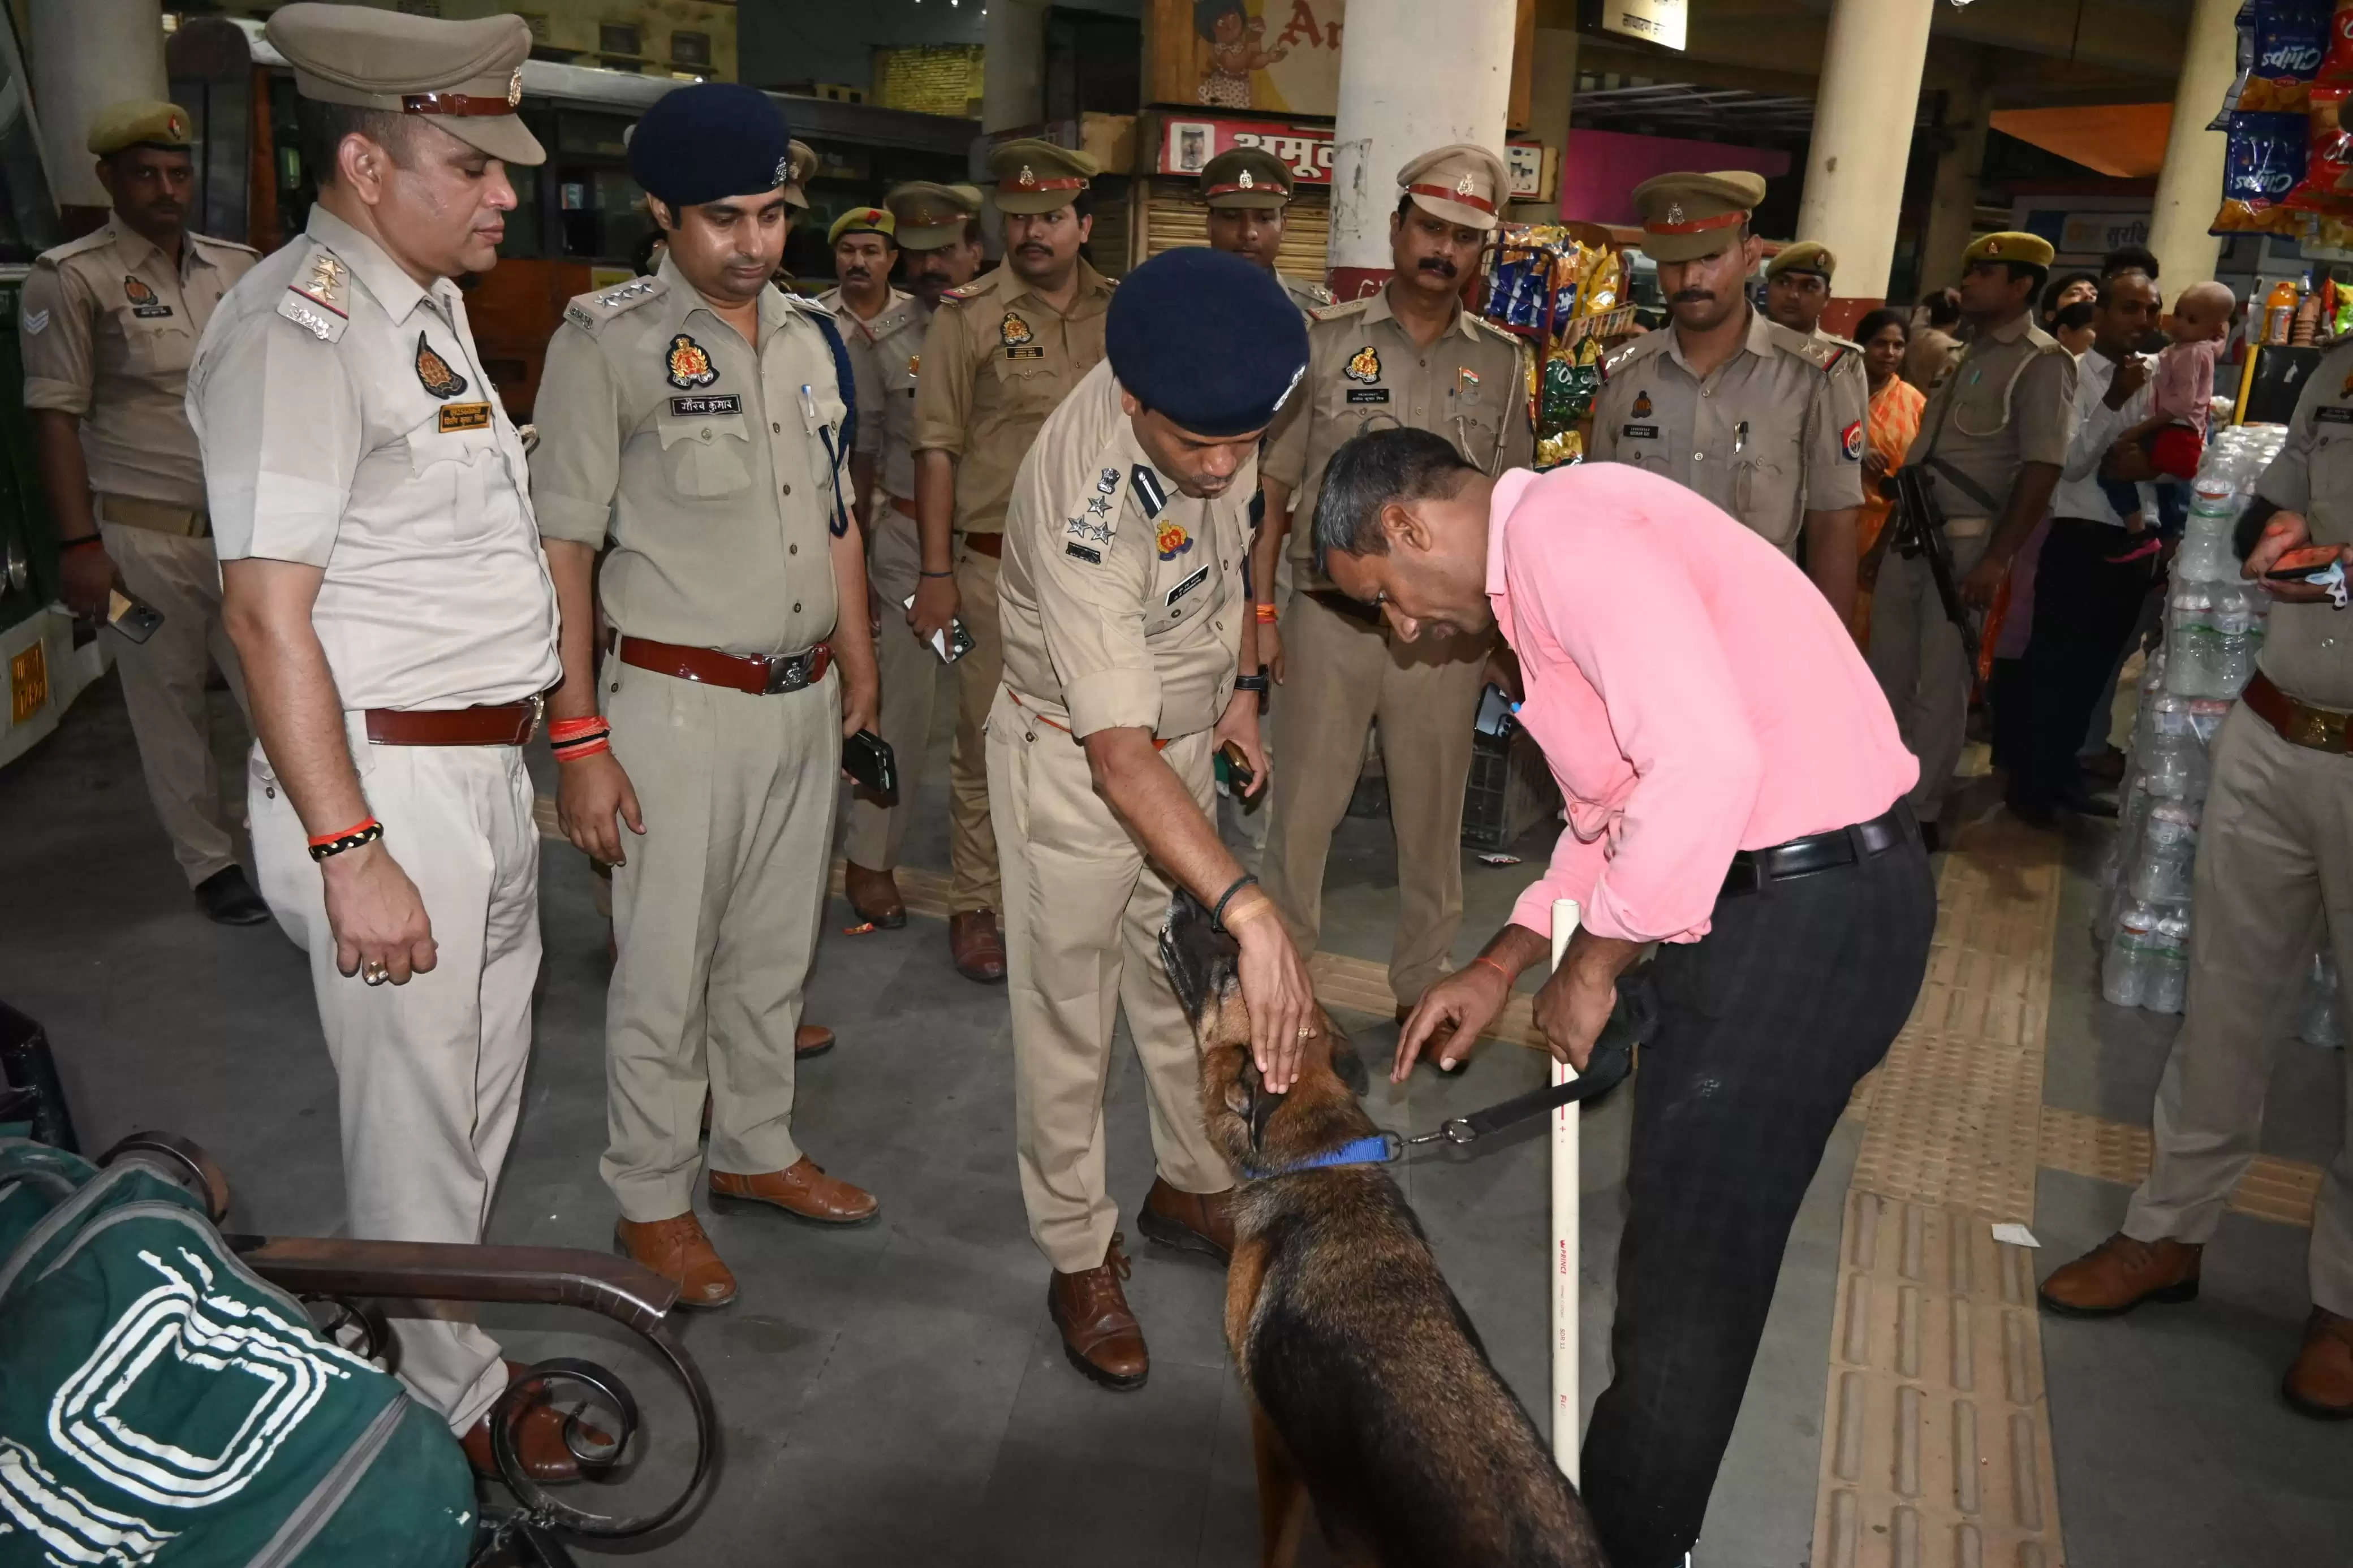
left=1159, top=889, right=1609, bottom=1568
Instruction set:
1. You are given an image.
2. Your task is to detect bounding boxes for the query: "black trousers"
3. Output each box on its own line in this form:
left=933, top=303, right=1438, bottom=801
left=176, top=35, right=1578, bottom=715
left=1579, top=826, right=1937, bottom=1568
left=2015, top=518, right=2158, bottom=808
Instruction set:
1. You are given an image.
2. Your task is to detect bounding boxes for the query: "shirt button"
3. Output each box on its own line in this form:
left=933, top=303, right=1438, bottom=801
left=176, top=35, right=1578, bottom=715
left=782, top=483, right=792, bottom=495
left=772, top=422, right=782, bottom=432
left=698, top=427, right=712, bottom=443
left=790, top=543, right=799, bottom=555
left=792, top=601, right=803, bottom=614
left=1693, top=452, right=1706, bottom=462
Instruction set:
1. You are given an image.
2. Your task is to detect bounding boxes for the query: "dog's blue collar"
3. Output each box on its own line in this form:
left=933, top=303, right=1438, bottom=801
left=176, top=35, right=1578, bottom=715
left=1244, top=1131, right=1400, bottom=1180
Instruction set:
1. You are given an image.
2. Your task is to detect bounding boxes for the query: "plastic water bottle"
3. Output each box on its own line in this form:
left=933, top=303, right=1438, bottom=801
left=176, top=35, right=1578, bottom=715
left=2166, top=589, right=2217, bottom=698
left=2130, top=804, right=2199, bottom=904
left=2210, top=587, right=2260, bottom=698
left=2104, top=902, right=2157, bottom=1008
left=2142, top=697, right=2200, bottom=799
left=2302, top=954, right=2345, bottom=1048
left=2144, top=910, right=2191, bottom=1014
left=2174, top=519, right=2236, bottom=583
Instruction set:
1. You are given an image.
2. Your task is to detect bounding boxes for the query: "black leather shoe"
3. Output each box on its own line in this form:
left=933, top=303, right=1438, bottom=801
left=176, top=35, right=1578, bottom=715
left=2053, top=784, right=2119, bottom=819
left=195, top=866, right=272, bottom=926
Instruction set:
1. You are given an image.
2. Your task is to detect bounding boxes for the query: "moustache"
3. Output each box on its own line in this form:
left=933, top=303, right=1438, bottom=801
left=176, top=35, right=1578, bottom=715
left=1016, top=243, right=1053, bottom=258
left=1416, top=257, right=1458, bottom=278
left=1670, top=289, right=1715, bottom=304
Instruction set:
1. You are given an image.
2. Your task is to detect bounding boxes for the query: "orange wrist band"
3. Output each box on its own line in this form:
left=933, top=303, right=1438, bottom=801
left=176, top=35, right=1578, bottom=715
left=1472, top=954, right=1514, bottom=986
left=1253, top=602, right=1278, bottom=624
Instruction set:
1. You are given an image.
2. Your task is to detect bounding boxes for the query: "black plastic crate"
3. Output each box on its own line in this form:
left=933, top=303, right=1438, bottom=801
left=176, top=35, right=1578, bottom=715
left=1462, top=725, right=1560, bottom=850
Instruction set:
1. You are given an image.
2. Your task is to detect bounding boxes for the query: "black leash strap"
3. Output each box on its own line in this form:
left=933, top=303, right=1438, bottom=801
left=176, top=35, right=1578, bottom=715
left=1404, top=980, right=1647, bottom=1148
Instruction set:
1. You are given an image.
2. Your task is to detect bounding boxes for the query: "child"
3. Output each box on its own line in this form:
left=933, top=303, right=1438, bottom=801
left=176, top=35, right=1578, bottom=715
left=2100, top=280, right=2236, bottom=534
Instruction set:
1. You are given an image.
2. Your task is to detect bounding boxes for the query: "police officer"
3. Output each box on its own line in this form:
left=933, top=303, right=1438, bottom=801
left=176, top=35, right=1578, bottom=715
left=912, top=139, right=1115, bottom=983
left=190, top=2, right=579, bottom=1479
left=1765, top=239, right=1871, bottom=424
left=889, top=180, right=988, bottom=310
left=1197, top=145, right=1332, bottom=314
left=1588, top=174, right=1867, bottom=623
left=989, top=246, right=1313, bottom=1388
left=1250, top=144, right=1531, bottom=1046
left=25, top=100, right=265, bottom=923
left=533, top=83, right=882, bottom=1310
left=1869, top=231, right=2075, bottom=845
left=2039, top=350, right=2353, bottom=1418
left=821, top=204, right=933, bottom=926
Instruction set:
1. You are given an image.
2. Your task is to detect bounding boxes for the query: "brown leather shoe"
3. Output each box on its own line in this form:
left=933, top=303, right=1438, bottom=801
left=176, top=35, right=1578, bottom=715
left=709, top=1157, right=879, bottom=1225
left=460, top=1360, right=611, bottom=1484
left=2284, top=1307, right=2353, bottom=1420
left=2037, top=1233, right=2202, bottom=1317
left=845, top=861, right=906, bottom=928
left=615, top=1212, right=737, bottom=1308
left=950, top=909, right=1007, bottom=983
left=1049, top=1234, right=1148, bottom=1390
left=1397, top=1003, right=1461, bottom=1068
left=796, top=1022, right=835, bottom=1059
left=1136, top=1177, right=1235, bottom=1263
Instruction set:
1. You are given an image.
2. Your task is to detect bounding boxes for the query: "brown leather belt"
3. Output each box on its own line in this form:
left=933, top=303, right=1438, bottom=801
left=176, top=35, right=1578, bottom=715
left=364, top=699, right=541, bottom=746
left=617, top=634, right=833, bottom=696
left=2244, top=669, right=2353, bottom=755
left=962, top=531, right=1004, bottom=559
left=97, top=493, right=207, bottom=538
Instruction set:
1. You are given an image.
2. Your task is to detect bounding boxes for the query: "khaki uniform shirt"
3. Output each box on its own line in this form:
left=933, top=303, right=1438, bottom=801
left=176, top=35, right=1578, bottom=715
left=1282, top=274, right=1334, bottom=314
left=912, top=260, right=1114, bottom=536
left=188, top=206, right=560, bottom=711
left=1901, top=312, right=2077, bottom=532
left=1264, top=286, right=1534, bottom=582
left=1902, top=325, right=1963, bottom=393
left=531, top=256, right=852, bottom=658
left=2253, top=339, right=2353, bottom=709
left=25, top=215, right=257, bottom=515
left=820, top=284, right=926, bottom=503
left=998, top=360, right=1251, bottom=740
left=1587, top=309, right=1867, bottom=554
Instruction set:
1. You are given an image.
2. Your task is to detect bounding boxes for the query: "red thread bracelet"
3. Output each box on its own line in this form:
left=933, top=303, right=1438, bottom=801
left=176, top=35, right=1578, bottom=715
left=308, top=815, right=380, bottom=849
left=549, top=716, right=613, bottom=762
left=1472, top=955, right=1514, bottom=987
left=1253, top=602, right=1278, bottom=624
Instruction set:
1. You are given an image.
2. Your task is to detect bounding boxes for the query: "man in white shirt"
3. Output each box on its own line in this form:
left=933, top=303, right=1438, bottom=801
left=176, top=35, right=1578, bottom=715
left=2012, top=269, right=2166, bottom=823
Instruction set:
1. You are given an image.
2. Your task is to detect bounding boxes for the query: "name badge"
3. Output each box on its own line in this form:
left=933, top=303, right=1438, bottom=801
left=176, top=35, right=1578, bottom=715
left=1621, top=423, right=1660, bottom=439
left=130, top=303, right=174, bottom=320
left=1165, top=563, right=1209, bottom=608
left=1066, top=542, right=1102, bottom=565
left=1347, top=388, right=1390, bottom=405
left=670, top=394, right=742, bottom=417
left=437, top=402, right=492, bottom=433
left=1003, top=345, right=1046, bottom=360
left=2318, top=405, right=2353, bottom=424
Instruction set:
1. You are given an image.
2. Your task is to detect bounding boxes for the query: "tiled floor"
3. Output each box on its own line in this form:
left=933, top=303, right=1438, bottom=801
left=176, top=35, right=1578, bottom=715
left=2, top=676, right=2347, bottom=1564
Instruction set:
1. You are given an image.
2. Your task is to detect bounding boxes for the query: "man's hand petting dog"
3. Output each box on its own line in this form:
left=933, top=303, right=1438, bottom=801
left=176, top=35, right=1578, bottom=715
left=1233, top=901, right=1316, bottom=1093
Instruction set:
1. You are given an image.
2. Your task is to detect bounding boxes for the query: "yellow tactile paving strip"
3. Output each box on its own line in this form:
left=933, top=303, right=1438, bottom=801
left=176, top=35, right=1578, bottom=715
left=2037, top=1105, right=2320, bottom=1228
left=1814, top=818, right=2068, bottom=1568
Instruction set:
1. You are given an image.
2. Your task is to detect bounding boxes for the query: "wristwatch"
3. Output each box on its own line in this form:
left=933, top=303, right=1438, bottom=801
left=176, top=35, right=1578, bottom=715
left=1233, top=670, right=1271, bottom=696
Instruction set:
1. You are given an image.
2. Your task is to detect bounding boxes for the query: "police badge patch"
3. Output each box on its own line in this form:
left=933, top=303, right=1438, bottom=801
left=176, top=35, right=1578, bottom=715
left=1344, top=345, right=1381, bottom=384
left=1001, top=312, right=1035, bottom=347
left=1156, top=519, right=1192, bottom=560
left=666, top=332, right=718, bottom=390
left=413, top=332, right=469, bottom=399
left=123, top=275, right=172, bottom=319
left=1631, top=391, right=1653, bottom=419
left=1841, top=420, right=1864, bottom=461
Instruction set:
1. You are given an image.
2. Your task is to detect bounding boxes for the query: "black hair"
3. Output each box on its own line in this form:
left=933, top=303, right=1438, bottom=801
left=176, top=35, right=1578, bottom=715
left=2040, top=270, right=2098, bottom=320
left=2101, top=243, right=2160, bottom=282
left=1310, top=427, right=1476, bottom=578
left=2053, top=299, right=2097, bottom=335
left=2008, top=261, right=2049, bottom=299
left=1854, top=306, right=1908, bottom=348
left=1919, top=287, right=1963, bottom=328
left=295, top=99, right=412, bottom=189
left=2096, top=268, right=2158, bottom=306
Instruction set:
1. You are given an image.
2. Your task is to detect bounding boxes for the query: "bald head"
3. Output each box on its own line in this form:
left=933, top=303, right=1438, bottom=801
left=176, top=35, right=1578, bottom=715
left=2172, top=280, right=2235, bottom=346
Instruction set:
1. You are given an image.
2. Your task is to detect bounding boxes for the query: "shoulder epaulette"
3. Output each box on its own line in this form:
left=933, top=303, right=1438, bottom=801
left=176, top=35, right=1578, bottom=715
left=1765, top=319, right=1843, bottom=373
left=1308, top=295, right=1373, bottom=325
left=1464, top=312, right=1520, bottom=345
left=1288, top=278, right=1335, bottom=308
left=274, top=241, right=351, bottom=344
left=189, top=231, right=260, bottom=260
left=33, top=228, right=116, bottom=269
left=1599, top=331, right=1662, bottom=382
left=561, top=274, right=667, bottom=335
left=940, top=274, right=994, bottom=306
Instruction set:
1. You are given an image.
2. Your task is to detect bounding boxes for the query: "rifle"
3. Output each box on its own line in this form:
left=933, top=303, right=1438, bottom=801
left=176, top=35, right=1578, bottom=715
left=1886, top=463, right=1981, bottom=672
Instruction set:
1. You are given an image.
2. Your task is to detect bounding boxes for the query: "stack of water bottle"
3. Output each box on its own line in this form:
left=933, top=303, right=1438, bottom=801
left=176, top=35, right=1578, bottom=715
left=2098, top=424, right=2343, bottom=1045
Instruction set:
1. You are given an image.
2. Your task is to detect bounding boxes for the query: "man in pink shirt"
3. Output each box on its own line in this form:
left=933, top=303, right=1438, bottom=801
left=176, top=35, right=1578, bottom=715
left=1316, top=429, right=1936, bottom=1568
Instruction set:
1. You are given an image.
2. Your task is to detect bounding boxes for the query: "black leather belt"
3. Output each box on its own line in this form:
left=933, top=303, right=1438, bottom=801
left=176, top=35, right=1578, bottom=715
left=1720, top=801, right=1915, bottom=899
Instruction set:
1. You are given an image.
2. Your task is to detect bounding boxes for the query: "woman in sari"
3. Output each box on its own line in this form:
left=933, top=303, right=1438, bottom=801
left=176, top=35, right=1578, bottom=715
left=1852, top=307, right=1925, bottom=645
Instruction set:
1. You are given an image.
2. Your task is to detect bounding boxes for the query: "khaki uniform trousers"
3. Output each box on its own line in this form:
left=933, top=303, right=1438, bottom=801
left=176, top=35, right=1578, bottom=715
left=100, top=516, right=252, bottom=886
left=986, top=688, right=1234, bottom=1273
left=1868, top=522, right=1992, bottom=827
left=1261, top=590, right=1484, bottom=1005
left=947, top=542, right=1004, bottom=914
left=600, top=660, right=841, bottom=1224
left=2123, top=704, right=2353, bottom=1316
left=844, top=504, right=947, bottom=872
left=248, top=728, right=538, bottom=1435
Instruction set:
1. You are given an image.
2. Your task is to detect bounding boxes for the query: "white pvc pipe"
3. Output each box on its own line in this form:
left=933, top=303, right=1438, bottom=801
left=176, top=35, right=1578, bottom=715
left=1549, top=897, right=1580, bottom=1484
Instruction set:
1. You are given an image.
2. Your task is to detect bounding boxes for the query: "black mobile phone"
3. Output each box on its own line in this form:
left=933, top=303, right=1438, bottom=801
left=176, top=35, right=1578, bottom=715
left=106, top=588, right=163, bottom=644
left=843, top=728, right=898, bottom=801
left=1218, top=740, right=1255, bottom=794
left=900, top=593, right=976, bottom=663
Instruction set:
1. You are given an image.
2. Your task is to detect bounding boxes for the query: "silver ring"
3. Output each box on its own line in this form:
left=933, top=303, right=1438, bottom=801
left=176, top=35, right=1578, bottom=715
left=1296, top=1025, right=1316, bottom=1039
left=362, top=962, right=391, bottom=987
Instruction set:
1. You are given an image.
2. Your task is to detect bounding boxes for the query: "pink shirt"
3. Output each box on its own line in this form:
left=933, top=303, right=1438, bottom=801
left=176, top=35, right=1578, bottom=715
left=1491, top=464, right=1918, bottom=945
left=2151, top=338, right=2219, bottom=435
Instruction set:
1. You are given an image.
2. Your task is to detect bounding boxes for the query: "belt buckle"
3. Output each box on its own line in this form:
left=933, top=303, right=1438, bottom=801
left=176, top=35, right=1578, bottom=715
left=765, top=654, right=808, bottom=695
left=525, top=693, right=545, bottom=744
left=2297, top=706, right=2346, bottom=751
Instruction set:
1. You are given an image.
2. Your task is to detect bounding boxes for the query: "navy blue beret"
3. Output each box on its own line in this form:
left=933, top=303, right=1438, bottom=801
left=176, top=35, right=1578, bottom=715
left=1107, top=248, right=1309, bottom=438
left=628, top=83, right=791, bottom=209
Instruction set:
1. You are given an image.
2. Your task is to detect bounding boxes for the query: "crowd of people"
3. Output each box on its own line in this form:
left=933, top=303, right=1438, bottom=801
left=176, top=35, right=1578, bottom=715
left=20, top=3, right=2353, bottom=1563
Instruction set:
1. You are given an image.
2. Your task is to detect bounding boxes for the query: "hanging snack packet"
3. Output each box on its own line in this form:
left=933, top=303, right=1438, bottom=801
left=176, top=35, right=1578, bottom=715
left=2320, top=0, right=2353, bottom=83
left=2214, top=110, right=2311, bottom=232
left=2241, top=0, right=2330, bottom=113
left=2216, top=4, right=2257, bottom=129
left=2288, top=84, right=2353, bottom=210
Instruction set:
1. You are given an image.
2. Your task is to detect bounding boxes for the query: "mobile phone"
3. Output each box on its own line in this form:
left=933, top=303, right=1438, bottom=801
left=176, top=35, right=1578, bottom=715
left=843, top=728, right=898, bottom=801
left=2264, top=543, right=2344, bottom=581
left=1218, top=740, right=1255, bottom=794
left=900, top=593, right=976, bottom=663
left=105, top=588, right=163, bottom=644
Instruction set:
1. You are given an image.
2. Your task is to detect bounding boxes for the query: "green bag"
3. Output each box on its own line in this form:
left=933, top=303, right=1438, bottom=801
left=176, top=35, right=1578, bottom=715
left=0, top=1139, right=475, bottom=1567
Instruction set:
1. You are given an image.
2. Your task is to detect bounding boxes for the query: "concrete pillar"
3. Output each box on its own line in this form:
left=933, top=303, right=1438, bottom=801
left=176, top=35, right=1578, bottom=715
left=1794, top=0, right=1936, bottom=329
left=1509, top=25, right=1577, bottom=225
left=2147, top=0, right=2238, bottom=291
left=1918, top=73, right=1994, bottom=295
left=31, top=0, right=169, bottom=218
left=1328, top=0, right=1518, bottom=299
left=980, top=0, right=1047, bottom=133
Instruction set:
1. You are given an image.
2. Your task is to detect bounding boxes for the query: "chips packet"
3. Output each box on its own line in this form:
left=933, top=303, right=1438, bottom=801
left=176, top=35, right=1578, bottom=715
left=2214, top=109, right=2311, bottom=232
left=2240, top=0, right=2331, bottom=113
